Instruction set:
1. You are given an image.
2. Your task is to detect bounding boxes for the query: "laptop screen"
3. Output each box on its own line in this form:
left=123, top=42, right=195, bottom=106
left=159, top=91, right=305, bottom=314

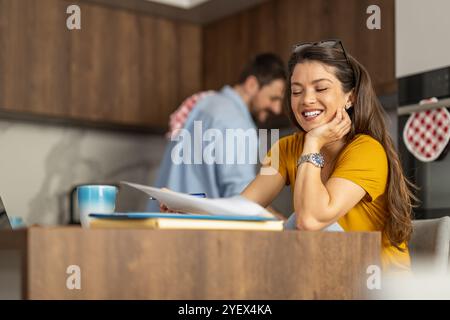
left=0, top=197, right=12, bottom=230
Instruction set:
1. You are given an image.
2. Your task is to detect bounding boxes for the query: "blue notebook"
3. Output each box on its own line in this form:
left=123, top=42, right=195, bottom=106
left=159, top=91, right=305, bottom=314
left=89, top=212, right=279, bottom=222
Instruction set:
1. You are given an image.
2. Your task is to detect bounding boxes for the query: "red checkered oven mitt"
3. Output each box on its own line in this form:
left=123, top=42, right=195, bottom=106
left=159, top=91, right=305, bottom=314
left=403, top=98, right=450, bottom=162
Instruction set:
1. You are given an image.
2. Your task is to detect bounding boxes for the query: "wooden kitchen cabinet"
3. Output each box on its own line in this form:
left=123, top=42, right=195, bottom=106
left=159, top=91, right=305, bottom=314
left=203, top=0, right=396, bottom=96
left=0, top=0, right=202, bottom=131
left=0, top=0, right=395, bottom=131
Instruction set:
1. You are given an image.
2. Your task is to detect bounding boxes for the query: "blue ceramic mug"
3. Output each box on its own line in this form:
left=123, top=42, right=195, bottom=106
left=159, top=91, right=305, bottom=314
left=77, top=185, right=118, bottom=228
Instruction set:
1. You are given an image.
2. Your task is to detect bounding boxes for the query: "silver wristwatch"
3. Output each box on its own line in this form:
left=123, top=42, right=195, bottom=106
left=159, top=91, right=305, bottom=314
left=297, top=153, right=325, bottom=168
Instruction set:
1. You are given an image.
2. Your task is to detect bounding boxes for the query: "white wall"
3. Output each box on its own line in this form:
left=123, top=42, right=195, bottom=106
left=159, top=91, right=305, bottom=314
left=396, top=0, right=450, bottom=77
left=0, top=118, right=296, bottom=225
left=0, top=119, right=166, bottom=225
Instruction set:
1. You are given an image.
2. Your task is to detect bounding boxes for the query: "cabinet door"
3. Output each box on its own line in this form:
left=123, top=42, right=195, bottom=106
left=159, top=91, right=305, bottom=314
left=0, top=0, right=71, bottom=118
left=0, top=0, right=202, bottom=131
left=203, top=0, right=396, bottom=96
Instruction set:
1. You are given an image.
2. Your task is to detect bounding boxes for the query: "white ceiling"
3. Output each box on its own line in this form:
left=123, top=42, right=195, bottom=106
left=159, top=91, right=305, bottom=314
left=87, top=0, right=269, bottom=24
left=144, top=0, right=211, bottom=9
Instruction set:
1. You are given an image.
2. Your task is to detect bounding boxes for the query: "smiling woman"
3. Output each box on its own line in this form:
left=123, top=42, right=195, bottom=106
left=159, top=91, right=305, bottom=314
left=241, top=40, right=417, bottom=273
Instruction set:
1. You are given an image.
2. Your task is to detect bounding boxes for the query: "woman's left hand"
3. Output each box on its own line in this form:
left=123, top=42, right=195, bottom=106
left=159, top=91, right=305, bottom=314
left=304, top=107, right=352, bottom=150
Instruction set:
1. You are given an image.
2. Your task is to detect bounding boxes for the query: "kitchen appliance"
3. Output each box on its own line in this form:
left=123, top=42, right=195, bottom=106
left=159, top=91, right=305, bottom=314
left=398, top=66, right=450, bottom=219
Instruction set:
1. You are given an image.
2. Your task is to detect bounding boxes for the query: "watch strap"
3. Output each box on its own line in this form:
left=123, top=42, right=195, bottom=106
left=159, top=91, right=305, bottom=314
left=297, top=153, right=325, bottom=168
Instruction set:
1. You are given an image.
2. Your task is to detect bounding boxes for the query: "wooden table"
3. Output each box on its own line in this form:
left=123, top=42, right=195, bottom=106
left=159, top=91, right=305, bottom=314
left=0, top=227, right=380, bottom=299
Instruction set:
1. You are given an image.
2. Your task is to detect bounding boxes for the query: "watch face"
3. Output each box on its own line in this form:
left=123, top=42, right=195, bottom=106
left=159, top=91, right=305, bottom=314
left=298, top=153, right=324, bottom=168
left=312, top=154, right=324, bottom=166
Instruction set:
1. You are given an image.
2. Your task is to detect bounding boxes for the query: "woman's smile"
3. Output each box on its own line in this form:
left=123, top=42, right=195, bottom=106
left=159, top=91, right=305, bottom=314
left=301, top=109, right=324, bottom=121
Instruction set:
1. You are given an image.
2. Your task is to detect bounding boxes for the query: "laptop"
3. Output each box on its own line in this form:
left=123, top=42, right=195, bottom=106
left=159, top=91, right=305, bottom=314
left=0, top=196, right=12, bottom=230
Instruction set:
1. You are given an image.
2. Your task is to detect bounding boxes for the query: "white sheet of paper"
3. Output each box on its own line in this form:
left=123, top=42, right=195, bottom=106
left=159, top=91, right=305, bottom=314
left=121, top=181, right=274, bottom=218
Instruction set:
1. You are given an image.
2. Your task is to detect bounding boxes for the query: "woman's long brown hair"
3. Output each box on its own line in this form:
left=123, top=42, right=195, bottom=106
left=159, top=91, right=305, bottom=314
left=286, top=45, right=417, bottom=250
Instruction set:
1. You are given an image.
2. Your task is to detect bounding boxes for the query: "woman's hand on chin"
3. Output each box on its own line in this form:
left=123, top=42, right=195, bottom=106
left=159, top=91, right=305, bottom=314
left=304, top=107, right=352, bottom=150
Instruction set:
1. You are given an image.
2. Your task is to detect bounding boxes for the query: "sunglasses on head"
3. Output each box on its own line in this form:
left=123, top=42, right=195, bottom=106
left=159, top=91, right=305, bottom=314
left=292, top=39, right=355, bottom=82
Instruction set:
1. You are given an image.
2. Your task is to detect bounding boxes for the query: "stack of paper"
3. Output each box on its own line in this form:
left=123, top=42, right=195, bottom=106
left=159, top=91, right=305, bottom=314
left=121, top=181, right=274, bottom=218
left=89, top=213, right=283, bottom=231
left=88, top=182, right=282, bottom=231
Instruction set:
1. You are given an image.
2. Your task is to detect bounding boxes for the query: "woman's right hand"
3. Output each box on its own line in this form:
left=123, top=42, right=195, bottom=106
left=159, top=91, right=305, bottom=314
left=304, top=106, right=351, bottom=150
left=159, top=203, right=177, bottom=213
left=159, top=187, right=178, bottom=213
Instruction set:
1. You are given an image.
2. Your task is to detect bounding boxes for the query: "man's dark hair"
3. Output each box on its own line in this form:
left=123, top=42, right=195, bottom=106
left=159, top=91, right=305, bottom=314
left=238, top=53, right=286, bottom=87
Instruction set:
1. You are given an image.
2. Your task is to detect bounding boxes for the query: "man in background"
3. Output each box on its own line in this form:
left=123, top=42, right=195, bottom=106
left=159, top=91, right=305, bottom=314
left=148, top=53, right=286, bottom=211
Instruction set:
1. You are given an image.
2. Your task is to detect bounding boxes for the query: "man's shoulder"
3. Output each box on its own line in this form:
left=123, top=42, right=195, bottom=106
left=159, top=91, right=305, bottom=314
left=196, top=91, right=239, bottom=115
left=194, top=93, right=254, bottom=129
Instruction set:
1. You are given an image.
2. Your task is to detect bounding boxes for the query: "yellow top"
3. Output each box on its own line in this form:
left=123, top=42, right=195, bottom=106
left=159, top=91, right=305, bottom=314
left=266, top=132, right=411, bottom=272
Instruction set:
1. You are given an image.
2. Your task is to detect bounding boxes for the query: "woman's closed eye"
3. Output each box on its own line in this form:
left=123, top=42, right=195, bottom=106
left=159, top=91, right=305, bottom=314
left=292, top=86, right=328, bottom=95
